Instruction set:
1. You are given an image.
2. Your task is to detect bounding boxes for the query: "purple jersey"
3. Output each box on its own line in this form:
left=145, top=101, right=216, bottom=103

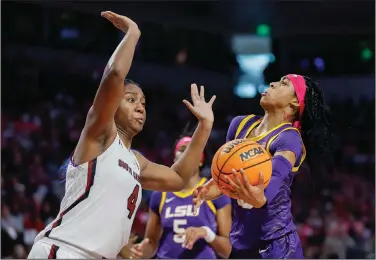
left=226, top=115, right=306, bottom=251
left=149, top=177, right=231, bottom=259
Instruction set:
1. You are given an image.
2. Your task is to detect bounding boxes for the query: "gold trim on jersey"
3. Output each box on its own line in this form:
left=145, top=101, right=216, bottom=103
left=206, top=200, right=217, bottom=215
left=235, top=115, right=255, bottom=139
left=159, top=192, right=167, bottom=214
left=265, top=127, right=306, bottom=172
left=247, top=121, right=292, bottom=142
left=173, top=177, right=207, bottom=198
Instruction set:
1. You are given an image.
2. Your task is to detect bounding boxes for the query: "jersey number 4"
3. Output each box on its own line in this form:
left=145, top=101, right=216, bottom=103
left=127, top=184, right=140, bottom=219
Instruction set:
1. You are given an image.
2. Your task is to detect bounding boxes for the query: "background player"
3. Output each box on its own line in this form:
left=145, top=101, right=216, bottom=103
left=193, top=75, right=333, bottom=258
left=122, top=132, right=232, bottom=259
left=28, top=11, right=216, bottom=259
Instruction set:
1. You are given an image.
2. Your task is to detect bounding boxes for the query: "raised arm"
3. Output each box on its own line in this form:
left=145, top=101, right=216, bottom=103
left=84, top=12, right=140, bottom=138
left=137, top=84, right=216, bottom=191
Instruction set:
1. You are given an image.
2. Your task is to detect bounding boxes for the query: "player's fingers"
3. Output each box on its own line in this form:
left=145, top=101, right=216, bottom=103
left=102, top=11, right=120, bottom=17
left=182, top=230, right=191, bottom=248
left=129, top=234, right=138, bottom=244
left=186, top=235, right=196, bottom=249
left=139, top=238, right=149, bottom=248
left=182, top=100, right=195, bottom=113
left=130, top=248, right=143, bottom=258
left=240, top=168, right=252, bottom=191
left=208, top=95, right=216, bottom=106
left=231, top=169, right=244, bottom=188
left=199, top=85, right=205, bottom=101
left=258, top=172, right=265, bottom=187
left=190, top=83, right=200, bottom=102
left=101, top=11, right=115, bottom=20
left=193, top=200, right=202, bottom=216
left=225, top=175, right=240, bottom=192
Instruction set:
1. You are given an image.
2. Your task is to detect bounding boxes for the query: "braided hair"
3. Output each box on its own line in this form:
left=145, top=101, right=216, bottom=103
left=300, top=76, right=335, bottom=175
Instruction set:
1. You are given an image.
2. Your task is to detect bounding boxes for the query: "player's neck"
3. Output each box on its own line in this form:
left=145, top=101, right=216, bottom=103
left=117, top=128, right=133, bottom=150
left=181, top=173, right=201, bottom=192
left=260, top=111, right=291, bottom=132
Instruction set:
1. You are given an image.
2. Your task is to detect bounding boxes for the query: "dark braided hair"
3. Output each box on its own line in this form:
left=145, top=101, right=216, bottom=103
left=300, top=76, right=335, bottom=176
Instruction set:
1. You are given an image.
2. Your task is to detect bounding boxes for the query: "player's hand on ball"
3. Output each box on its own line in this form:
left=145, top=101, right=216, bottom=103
left=101, top=11, right=140, bottom=34
left=183, top=84, right=216, bottom=127
left=225, top=169, right=267, bottom=208
left=129, top=238, right=149, bottom=259
left=177, top=227, right=207, bottom=250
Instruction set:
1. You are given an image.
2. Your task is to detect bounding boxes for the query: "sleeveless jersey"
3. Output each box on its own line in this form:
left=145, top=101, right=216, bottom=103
left=35, top=134, right=142, bottom=258
left=149, top=178, right=231, bottom=259
left=227, top=115, right=306, bottom=250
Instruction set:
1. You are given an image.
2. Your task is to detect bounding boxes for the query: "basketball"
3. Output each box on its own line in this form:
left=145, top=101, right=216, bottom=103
left=211, top=139, right=272, bottom=199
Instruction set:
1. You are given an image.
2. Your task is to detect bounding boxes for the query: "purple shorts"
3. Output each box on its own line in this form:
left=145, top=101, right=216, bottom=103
left=230, top=231, right=304, bottom=259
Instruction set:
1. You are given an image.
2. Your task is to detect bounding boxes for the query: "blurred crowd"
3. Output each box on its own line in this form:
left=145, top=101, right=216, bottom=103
left=1, top=76, right=374, bottom=259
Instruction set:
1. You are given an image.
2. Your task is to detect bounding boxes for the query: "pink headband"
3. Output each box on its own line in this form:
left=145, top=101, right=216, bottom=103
left=175, top=136, right=204, bottom=164
left=286, top=74, right=307, bottom=130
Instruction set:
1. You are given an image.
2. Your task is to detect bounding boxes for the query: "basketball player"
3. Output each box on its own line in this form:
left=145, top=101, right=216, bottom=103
left=28, top=11, right=216, bottom=259
left=121, top=133, right=232, bottom=259
left=193, top=75, right=332, bottom=259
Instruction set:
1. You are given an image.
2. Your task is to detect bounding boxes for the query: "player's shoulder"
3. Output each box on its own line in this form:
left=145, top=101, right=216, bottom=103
left=276, top=126, right=302, bottom=141
left=229, top=114, right=262, bottom=127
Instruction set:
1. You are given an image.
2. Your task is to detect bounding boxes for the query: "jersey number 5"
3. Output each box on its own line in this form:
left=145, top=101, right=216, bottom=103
left=173, top=219, right=187, bottom=243
left=127, top=184, right=140, bottom=219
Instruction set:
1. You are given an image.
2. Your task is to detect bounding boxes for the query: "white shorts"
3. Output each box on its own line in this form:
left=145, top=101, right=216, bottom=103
left=28, top=237, right=96, bottom=259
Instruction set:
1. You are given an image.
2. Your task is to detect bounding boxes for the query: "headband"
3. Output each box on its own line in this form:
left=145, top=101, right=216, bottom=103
left=286, top=74, right=307, bottom=131
left=175, top=136, right=204, bottom=165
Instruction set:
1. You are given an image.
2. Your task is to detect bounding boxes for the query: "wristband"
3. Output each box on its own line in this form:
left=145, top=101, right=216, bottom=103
left=201, top=226, right=216, bottom=243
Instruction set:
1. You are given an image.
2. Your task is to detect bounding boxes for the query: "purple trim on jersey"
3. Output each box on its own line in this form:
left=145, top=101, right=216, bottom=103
left=149, top=191, right=162, bottom=216
left=212, top=195, right=231, bottom=210
left=45, top=158, right=97, bottom=238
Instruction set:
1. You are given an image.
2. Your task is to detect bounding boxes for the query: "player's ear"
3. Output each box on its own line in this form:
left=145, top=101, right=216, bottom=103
left=289, top=98, right=300, bottom=115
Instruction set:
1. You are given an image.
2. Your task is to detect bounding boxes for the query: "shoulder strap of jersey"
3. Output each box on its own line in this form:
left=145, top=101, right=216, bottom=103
left=235, top=114, right=255, bottom=139
left=265, top=127, right=306, bottom=172
left=159, top=192, right=167, bottom=214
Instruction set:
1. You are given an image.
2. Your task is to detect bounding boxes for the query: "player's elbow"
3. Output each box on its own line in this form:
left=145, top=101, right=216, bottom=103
left=104, top=65, right=124, bottom=80
left=168, top=176, right=186, bottom=192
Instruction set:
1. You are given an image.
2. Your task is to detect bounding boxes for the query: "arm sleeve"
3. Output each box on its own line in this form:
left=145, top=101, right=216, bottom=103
left=264, top=155, right=293, bottom=203
left=212, top=194, right=231, bottom=210
left=149, top=191, right=162, bottom=216
left=264, top=130, right=304, bottom=203
left=226, top=116, right=246, bottom=142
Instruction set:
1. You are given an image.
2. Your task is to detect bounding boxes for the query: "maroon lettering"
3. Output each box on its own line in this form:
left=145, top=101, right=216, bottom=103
left=118, top=159, right=140, bottom=182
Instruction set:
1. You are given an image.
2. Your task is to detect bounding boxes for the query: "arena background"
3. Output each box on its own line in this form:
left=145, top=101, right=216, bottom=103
left=1, top=0, right=375, bottom=258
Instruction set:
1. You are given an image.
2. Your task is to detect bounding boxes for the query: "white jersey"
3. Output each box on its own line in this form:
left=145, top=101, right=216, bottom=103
left=35, top=134, right=142, bottom=258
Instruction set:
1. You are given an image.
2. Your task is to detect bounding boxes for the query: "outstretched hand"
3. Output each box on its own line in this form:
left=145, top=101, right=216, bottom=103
left=101, top=11, right=139, bottom=34
left=225, top=169, right=267, bottom=208
left=183, top=84, right=216, bottom=126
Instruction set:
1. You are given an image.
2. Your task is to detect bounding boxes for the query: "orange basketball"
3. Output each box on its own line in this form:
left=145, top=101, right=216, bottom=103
left=211, top=139, right=272, bottom=199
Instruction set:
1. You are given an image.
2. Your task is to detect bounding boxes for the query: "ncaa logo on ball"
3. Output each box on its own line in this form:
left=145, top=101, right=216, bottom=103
left=239, top=147, right=265, bottom=162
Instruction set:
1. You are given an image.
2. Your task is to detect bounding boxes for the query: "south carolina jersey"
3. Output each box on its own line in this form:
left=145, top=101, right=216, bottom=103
left=34, top=134, right=142, bottom=258
left=150, top=178, right=231, bottom=259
